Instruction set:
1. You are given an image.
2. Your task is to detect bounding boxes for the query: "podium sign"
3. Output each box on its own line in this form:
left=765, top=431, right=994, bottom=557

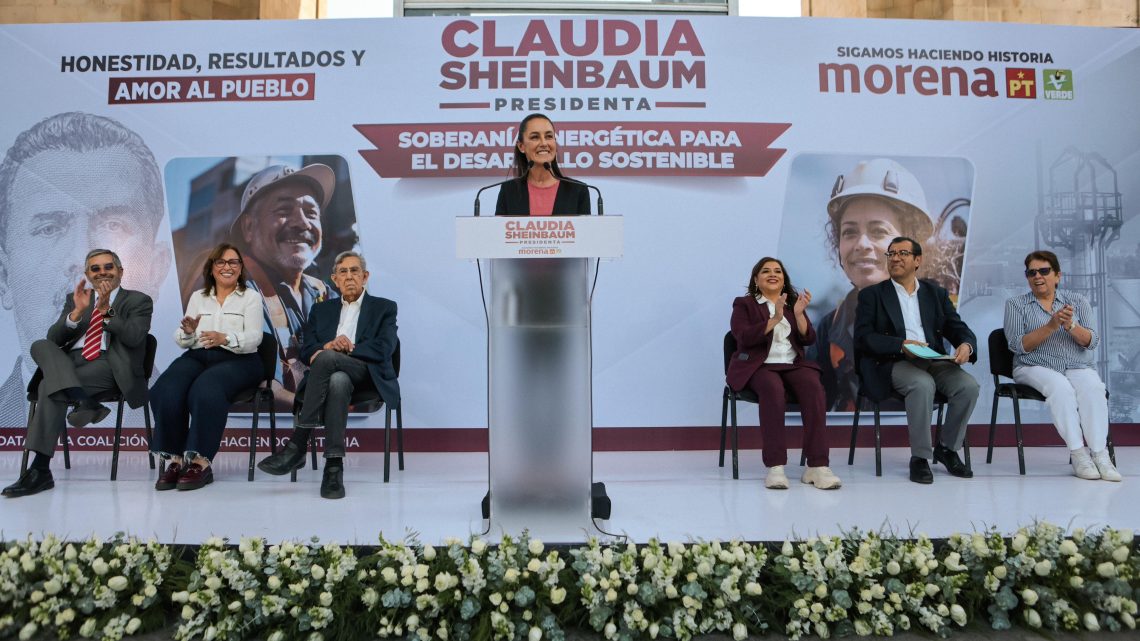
left=456, top=216, right=623, bottom=259
left=457, top=216, right=622, bottom=541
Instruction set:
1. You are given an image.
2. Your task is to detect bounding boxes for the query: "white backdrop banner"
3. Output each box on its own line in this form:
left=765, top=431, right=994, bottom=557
left=0, top=16, right=1138, bottom=446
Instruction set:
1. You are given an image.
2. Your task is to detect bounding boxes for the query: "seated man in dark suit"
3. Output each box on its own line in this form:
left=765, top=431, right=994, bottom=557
left=853, top=236, right=979, bottom=484
left=2, top=249, right=153, bottom=497
left=257, top=250, right=399, bottom=499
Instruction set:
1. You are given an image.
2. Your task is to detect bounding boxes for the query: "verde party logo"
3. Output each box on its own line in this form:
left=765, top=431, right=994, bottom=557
left=1043, top=69, right=1074, bottom=100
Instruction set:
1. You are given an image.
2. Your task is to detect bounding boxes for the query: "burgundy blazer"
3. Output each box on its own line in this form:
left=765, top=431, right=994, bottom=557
left=726, top=295, right=819, bottom=392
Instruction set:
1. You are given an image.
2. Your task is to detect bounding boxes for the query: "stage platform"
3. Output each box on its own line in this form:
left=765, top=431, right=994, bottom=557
left=1, top=447, right=1134, bottom=544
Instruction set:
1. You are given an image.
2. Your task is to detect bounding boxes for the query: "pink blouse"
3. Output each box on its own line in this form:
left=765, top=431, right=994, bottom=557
left=527, top=181, right=558, bottom=216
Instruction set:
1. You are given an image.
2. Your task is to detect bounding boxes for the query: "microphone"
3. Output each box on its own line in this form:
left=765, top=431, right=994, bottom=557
left=543, top=162, right=604, bottom=216
left=473, top=161, right=532, bottom=216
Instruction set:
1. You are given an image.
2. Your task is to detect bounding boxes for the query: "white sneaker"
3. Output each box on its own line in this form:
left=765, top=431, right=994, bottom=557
left=1091, top=449, right=1122, bottom=482
left=764, top=465, right=789, bottom=490
left=801, top=466, right=842, bottom=490
left=1070, top=447, right=1100, bottom=480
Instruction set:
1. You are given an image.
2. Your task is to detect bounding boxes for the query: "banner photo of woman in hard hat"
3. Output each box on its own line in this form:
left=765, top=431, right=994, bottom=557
left=779, top=154, right=974, bottom=412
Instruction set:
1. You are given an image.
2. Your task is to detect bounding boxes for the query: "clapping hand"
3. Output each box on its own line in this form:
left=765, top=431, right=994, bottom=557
left=1052, top=304, right=1075, bottom=331
left=93, top=280, right=113, bottom=311
left=72, top=280, right=93, bottom=314
left=793, top=288, right=812, bottom=316
left=180, top=315, right=201, bottom=335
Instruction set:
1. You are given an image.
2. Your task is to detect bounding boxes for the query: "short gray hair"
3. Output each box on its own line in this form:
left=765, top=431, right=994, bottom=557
left=86, top=248, right=123, bottom=269
left=333, top=250, right=366, bottom=273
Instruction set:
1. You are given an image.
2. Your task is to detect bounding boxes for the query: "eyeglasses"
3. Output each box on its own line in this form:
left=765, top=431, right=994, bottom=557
left=884, top=250, right=915, bottom=258
left=87, top=263, right=116, bottom=273
left=213, top=259, right=243, bottom=268
left=1025, top=267, right=1054, bottom=277
left=335, top=267, right=363, bottom=276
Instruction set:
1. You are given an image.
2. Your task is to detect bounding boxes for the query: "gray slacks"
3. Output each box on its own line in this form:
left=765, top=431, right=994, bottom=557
left=25, top=339, right=117, bottom=457
left=295, top=350, right=373, bottom=459
left=890, top=358, right=979, bottom=459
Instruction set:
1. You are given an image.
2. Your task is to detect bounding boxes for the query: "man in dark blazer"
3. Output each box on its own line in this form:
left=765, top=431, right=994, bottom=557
left=2, top=249, right=152, bottom=497
left=257, top=250, right=399, bottom=499
left=854, top=237, right=979, bottom=484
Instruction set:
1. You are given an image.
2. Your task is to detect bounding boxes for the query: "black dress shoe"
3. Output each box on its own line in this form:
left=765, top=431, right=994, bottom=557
left=933, top=444, right=974, bottom=478
left=321, top=466, right=345, bottom=499
left=2, top=468, right=55, bottom=497
left=66, top=402, right=110, bottom=428
left=909, top=457, right=934, bottom=484
left=257, top=441, right=307, bottom=476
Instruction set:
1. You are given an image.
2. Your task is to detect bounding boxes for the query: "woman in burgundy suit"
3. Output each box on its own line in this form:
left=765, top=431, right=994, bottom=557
left=727, top=257, right=841, bottom=490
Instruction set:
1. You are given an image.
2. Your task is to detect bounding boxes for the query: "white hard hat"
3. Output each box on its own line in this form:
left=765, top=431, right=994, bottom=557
left=827, top=158, right=933, bottom=242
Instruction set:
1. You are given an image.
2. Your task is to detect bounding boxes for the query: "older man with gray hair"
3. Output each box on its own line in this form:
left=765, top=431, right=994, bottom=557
left=3, top=248, right=152, bottom=497
left=257, top=250, right=399, bottom=499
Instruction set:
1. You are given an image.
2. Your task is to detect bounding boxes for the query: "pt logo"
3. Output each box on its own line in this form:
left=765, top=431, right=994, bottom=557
left=1043, top=69, right=1074, bottom=100
left=1005, top=68, right=1036, bottom=99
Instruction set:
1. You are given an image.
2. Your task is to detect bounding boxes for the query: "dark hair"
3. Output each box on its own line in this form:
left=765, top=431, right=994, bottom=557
left=825, top=195, right=928, bottom=257
left=201, top=243, right=248, bottom=296
left=512, top=113, right=565, bottom=179
left=889, top=236, right=923, bottom=256
left=1024, top=250, right=1061, bottom=273
left=746, top=257, right=799, bottom=307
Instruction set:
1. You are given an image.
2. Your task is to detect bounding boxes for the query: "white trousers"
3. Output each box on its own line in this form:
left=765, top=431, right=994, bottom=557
left=1012, top=365, right=1108, bottom=451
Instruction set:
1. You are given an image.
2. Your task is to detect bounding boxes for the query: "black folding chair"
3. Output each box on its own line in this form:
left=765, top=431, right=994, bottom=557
left=986, top=328, right=1114, bottom=474
left=234, top=333, right=278, bottom=481
left=21, top=334, right=158, bottom=481
left=718, top=331, right=802, bottom=479
left=292, top=339, right=404, bottom=483
left=847, top=352, right=958, bottom=477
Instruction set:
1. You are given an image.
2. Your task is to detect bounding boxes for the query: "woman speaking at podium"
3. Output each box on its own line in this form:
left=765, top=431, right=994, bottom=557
left=495, top=113, right=591, bottom=216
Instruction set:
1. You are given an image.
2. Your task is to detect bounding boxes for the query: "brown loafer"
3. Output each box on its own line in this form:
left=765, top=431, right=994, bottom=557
left=177, top=463, right=213, bottom=491
left=155, top=461, right=183, bottom=491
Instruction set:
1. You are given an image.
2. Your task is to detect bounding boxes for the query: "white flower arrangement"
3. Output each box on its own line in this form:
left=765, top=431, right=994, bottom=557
left=357, top=531, right=569, bottom=641
left=0, top=533, right=170, bottom=641
left=2, top=522, right=1138, bottom=641
left=173, top=536, right=358, bottom=641
left=772, top=530, right=969, bottom=640
left=947, top=522, right=1138, bottom=633
left=570, top=538, right=769, bottom=641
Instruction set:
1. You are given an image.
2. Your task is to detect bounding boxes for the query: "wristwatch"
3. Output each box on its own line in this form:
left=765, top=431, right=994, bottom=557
left=1068, top=319, right=1076, bottom=331
left=104, top=307, right=115, bottom=318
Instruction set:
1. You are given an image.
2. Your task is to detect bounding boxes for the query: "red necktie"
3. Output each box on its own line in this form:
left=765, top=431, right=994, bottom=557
left=82, top=308, right=104, bottom=361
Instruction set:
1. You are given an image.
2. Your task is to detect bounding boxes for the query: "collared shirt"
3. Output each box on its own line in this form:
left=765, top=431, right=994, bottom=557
left=65, top=286, right=121, bottom=352
left=336, top=296, right=364, bottom=342
left=1004, top=290, right=1098, bottom=371
left=758, top=295, right=794, bottom=365
left=891, top=279, right=926, bottom=343
left=176, top=287, right=264, bottom=354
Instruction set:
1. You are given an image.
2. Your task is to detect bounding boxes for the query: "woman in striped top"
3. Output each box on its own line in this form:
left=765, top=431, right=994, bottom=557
left=1002, top=250, right=1120, bottom=481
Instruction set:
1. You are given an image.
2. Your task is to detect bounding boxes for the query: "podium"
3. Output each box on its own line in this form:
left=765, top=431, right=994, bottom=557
left=456, top=216, right=623, bottom=541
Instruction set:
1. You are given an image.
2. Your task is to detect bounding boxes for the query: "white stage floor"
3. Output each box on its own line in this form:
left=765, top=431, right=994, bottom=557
left=1, top=447, right=1134, bottom=544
